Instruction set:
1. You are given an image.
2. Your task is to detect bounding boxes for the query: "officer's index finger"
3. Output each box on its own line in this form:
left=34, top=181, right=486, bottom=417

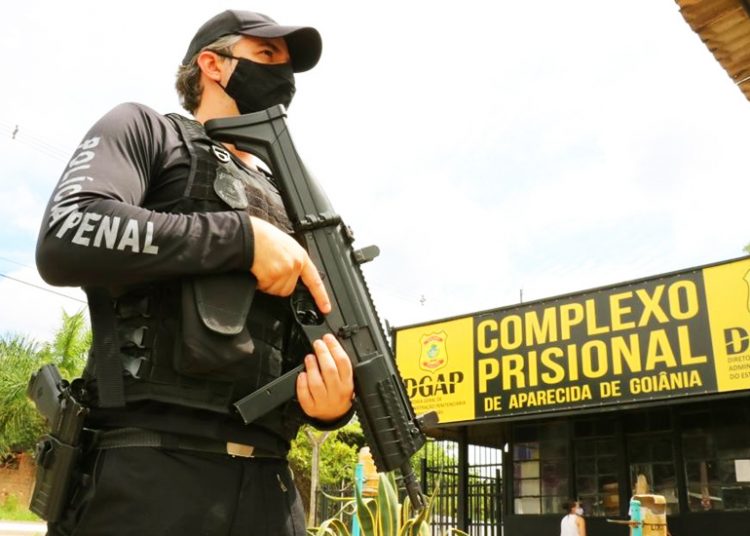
left=300, top=259, right=331, bottom=314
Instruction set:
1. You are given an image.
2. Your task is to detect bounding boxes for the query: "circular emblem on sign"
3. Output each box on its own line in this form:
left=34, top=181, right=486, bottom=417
left=211, top=145, right=231, bottom=163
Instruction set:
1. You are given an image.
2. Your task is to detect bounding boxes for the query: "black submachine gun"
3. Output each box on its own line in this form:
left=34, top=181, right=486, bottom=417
left=205, top=106, right=438, bottom=509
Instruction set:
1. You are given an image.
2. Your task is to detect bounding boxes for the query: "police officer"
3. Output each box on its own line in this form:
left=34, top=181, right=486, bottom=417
left=36, top=10, right=354, bottom=536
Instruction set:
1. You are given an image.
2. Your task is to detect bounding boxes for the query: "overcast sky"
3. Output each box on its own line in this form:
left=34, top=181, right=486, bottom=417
left=1, top=0, right=749, bottom=342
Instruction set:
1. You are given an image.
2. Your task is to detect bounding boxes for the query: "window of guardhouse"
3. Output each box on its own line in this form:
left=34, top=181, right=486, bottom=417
left=681, top=402, right=750, bottom=512
left=513, top=420, right=568, bottom=514
left=573, top=417, right=618, bottom=517
left=625, top=408, right=679, bottom=514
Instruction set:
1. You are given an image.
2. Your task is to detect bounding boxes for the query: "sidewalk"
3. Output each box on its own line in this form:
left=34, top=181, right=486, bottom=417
left=0, top=521, right=46, bottom=536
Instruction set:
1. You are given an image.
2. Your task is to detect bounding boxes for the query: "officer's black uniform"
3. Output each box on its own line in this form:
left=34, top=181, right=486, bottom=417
left=35, top=12, right=346, bottom=536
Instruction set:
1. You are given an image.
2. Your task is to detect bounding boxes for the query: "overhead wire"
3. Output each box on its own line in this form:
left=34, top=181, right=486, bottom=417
left=0, top=118, right=71, bottom=149
left=6, top=139, right=66, bottom=162
left=0, top=120, right=71, bottom=162
left=0, top=120, right=84, bottom=306
left=0, top=256, right=34, bottom=270
left=0, top=271, right=86, bottom=304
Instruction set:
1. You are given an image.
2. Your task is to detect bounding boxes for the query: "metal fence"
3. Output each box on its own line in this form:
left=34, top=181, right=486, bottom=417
left=317, top=481, right=355, bottom=529
left=420, top=439, right=503, bottom=536
left=315, top=440, right=503, bottom=535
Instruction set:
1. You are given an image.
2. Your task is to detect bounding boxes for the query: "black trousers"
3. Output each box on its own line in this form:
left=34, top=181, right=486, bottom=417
left=47, top=447, right=306, bottom=536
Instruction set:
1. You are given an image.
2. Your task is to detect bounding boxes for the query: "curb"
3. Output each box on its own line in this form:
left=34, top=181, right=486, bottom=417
left=0, top=521, right=47, bottom=535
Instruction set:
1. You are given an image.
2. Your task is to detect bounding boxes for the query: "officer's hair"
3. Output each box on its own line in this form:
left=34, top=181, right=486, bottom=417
left=175, top=34, right=243, bottom=114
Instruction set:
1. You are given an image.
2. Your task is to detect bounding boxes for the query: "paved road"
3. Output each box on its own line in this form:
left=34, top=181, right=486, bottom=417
left=0, top=521, right=46, bottom=536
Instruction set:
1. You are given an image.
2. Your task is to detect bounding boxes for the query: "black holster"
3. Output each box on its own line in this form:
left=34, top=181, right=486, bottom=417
left=27, top=364, right=89, bottom=522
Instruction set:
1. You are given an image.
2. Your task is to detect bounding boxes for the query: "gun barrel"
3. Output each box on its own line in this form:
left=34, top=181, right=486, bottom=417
left=401, top=462, right=425, bottom=510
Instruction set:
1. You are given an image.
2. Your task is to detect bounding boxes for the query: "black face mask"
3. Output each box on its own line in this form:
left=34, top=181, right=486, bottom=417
left=219, top=55, right=296, bottom=114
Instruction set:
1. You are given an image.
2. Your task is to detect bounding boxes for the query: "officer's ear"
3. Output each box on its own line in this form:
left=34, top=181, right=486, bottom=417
left=196, top=51, right=229, bottom=83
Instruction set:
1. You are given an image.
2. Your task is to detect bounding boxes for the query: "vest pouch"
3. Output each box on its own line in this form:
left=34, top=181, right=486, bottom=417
left=176, top=274, right=257, bottom=379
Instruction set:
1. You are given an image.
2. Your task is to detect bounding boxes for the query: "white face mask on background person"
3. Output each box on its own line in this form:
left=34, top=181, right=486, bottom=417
left=575, top=507, right=584, bottom=516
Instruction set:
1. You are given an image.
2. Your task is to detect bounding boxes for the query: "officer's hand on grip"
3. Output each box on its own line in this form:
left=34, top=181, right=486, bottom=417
left=250, top=216, right=331, bottom=314
left=296, top=334, right=354, bottom=422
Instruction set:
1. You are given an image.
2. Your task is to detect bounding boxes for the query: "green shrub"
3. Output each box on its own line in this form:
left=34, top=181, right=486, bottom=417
left=0, top=493, right=41, bottom=522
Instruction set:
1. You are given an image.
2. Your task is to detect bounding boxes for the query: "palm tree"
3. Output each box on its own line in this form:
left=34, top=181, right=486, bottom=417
left=0, top=310, right=90, bottom=454
left=44, top=309, right=91, bottom=379
left=0, top=335, right=47, bottom=454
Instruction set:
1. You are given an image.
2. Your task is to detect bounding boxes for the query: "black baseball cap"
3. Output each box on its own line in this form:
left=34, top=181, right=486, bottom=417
left=182, top=10, right=322, bottom=72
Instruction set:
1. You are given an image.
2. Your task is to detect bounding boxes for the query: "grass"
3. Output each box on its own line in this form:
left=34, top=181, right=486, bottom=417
left=0, top=494, right=42, bottom=522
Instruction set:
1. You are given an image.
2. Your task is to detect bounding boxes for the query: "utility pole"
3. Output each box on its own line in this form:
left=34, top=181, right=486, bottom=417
left=306, top=428, right=330, bottom=527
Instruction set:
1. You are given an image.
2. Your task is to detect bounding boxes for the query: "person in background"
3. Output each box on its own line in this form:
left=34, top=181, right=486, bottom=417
left=560, top=499, right=587, bottom=536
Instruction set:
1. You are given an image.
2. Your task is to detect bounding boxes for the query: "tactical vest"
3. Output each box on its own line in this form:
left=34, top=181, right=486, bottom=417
left=83, top=113, right=308, bottom=439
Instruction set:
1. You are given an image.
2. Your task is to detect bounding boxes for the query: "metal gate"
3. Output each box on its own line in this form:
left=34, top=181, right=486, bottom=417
left=314, top=439, right=503, bottom=535
left=419, top=439, right=503, bottom=536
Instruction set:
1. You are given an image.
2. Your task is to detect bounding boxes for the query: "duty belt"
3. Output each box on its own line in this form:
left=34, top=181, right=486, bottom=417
left=95, top=427, right=284, bottom=459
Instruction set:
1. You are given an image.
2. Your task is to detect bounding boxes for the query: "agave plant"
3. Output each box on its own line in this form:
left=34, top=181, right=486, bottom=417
left=308, top=471, right=468, bottom=536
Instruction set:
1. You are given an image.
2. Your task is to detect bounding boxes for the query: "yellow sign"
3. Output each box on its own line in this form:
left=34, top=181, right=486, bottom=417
left=395, top=317, right=475, bottom=423
left=704, top=257, right=750, bottom=392
left=394, top=257, right=750, bottom=424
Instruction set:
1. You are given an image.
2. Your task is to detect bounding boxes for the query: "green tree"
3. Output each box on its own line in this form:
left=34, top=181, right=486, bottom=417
left=744, top=242, right=750, bottom=255
left=289, top=420, right=363, bottom=519
left=45, top=309, right=91, bottom=379
left=410, top=440, right=458, bottom=478
left=0, top=310, right=90, bottom=454
left=0, top=335, right=47, bottom=454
